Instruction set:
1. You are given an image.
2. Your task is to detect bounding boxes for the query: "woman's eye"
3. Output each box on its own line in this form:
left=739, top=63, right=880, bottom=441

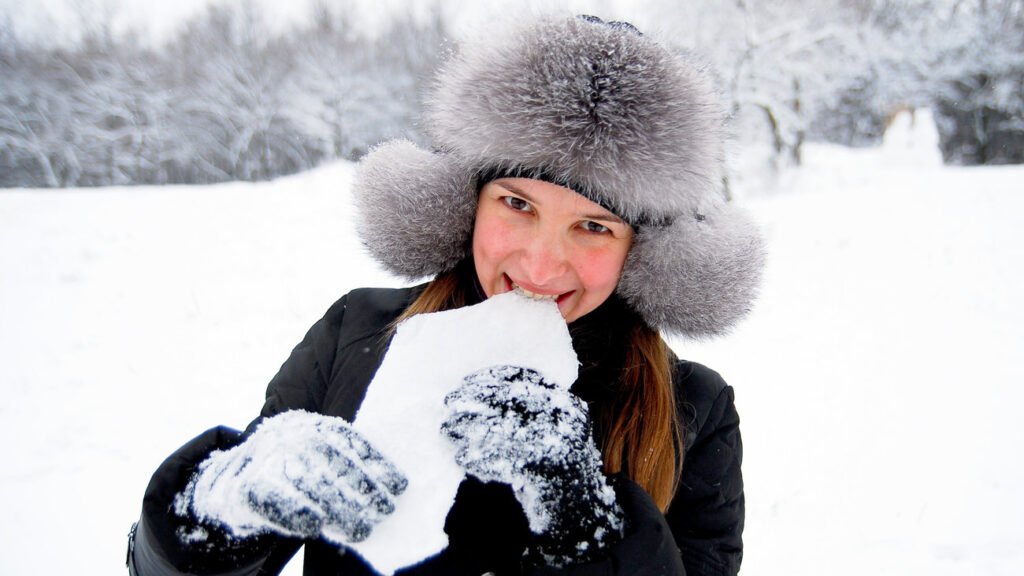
left=502, top=196, right=532, bottom=212
left=580, top=221, right=611, bottom=234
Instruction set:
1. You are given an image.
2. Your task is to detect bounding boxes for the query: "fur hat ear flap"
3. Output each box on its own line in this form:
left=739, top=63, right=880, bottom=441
left=617, top=205, right=766, bottom=337
left=354, top=140, right=478, bottom=279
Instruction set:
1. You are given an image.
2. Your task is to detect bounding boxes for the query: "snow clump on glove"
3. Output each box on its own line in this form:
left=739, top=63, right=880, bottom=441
left=441, top=365, right=625, bottom=566
left=175, top=410, right=407, bottom=545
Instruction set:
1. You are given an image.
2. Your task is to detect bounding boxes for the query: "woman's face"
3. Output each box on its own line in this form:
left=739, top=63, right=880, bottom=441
left=473, top=178, right=634, bottom=323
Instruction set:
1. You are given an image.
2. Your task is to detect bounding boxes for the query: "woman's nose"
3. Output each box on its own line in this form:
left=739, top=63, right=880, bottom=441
left=520, top=231, right=569, bottom=286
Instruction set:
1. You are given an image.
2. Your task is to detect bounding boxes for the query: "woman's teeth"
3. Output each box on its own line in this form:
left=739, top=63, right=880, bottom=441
left=512, top=283, right=558, bottom=301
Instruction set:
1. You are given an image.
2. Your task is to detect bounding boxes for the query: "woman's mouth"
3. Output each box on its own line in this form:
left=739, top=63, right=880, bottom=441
left=503, top=275, right=555, bottom=300
left=511, top=282, right=559, bottom=301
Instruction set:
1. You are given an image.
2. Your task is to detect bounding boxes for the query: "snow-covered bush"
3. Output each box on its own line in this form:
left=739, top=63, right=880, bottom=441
left=646, top=0, right=1023, bottom=168
left=0, top=3, right=445, bottom=187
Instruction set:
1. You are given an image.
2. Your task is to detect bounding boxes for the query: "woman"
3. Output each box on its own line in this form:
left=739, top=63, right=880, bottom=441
left=127, top=14, right=764, bottom=576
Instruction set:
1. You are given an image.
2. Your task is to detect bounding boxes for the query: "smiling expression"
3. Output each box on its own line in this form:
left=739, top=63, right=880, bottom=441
left=472, top=178, right=634, bottom=323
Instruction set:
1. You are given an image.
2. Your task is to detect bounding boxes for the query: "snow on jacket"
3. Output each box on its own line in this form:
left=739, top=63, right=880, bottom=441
left=127, top=286, right=744, bottom=576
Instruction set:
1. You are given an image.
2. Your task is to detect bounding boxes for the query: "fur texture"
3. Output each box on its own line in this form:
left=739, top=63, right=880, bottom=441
left=355, top=140, right=478, bottom=278
left=352, top=15, right=764, bottom=336
left=617, top=203, right=765, bottom=336
left=426, top=17, right=727, bottom=224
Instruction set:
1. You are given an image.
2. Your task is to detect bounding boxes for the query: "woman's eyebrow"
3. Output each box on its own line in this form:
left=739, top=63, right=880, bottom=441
left=581, top=210, right=627, bottom=225
left=496, top=181, right=627, bottom=225
left=494, top=180, right=535, bottom=202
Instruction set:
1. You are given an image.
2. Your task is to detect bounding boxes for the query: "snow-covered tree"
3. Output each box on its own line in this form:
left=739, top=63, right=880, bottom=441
left=0, top=42, right=86, bottom=187
left=1, top=0, right=1019, bottom=188
left=643, top=0, right=1023, bottom=169
left=281, top=2, right=445, bottom=162
left=647, top=0, right=877, bottom=172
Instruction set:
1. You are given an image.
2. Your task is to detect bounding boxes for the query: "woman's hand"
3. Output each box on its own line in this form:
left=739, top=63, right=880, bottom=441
left=176, top=410, right=407, bottom=545
left=441, top=365, right=624, bottom=566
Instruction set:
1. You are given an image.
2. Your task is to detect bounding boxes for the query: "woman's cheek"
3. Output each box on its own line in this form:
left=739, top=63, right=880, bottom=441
left=576, top=248, right=627, bottom=290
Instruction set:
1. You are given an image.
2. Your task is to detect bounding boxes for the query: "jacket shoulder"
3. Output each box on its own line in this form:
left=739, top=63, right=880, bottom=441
left=257, top=284, right=423, bottom=424
left=337, top=285, right=424, bottom=342
left=314, top=285, right=424, bottom=421
left=673, top=360, right=730, bottom=450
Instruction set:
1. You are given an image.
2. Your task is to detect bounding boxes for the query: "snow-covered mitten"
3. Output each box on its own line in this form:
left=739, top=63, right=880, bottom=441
left=175, top=410, right=407, bottom=545
left=441, top=365, right=625, bottom=566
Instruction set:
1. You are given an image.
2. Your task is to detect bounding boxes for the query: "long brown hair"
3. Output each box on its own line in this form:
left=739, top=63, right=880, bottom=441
left=597, top=320, right=682, bottom=511
left=394, top=265, right=684, bottom=512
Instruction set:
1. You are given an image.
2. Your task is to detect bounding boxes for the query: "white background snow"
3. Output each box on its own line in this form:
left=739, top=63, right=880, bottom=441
left=2, top=113, right=1022, bottom=575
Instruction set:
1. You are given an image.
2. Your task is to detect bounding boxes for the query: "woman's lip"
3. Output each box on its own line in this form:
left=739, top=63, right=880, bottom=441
left=500, top=275, right=575, bottom=318
left=503, top=275, right=574, bottom=305
left=513, top=284, right=559, bottom=301
left=504, top=275, right=559, bottom=297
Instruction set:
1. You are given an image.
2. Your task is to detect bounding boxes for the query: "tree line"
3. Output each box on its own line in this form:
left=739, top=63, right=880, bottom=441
left=0, top=4, right=445, bottom=187
left=648, top=0, right=1024, bottom=169
left=1, top=0, right=1021, bottom=188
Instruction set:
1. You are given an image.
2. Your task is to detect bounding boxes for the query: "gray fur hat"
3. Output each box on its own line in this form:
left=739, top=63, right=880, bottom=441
left=354, top=15, right=764, bottom=337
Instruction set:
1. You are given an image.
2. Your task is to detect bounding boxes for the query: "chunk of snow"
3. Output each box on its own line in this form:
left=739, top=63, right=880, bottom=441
left=348, top=291, right=579, bottom=575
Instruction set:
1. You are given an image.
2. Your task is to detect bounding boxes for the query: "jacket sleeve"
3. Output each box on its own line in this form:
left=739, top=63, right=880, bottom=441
left=127, top=427, right=283, bottom=576
left=128, top=296, right=352, bottom=575
left=666, top=375, right=744, bottom=576
left=522, top=473, right=685, bottom=576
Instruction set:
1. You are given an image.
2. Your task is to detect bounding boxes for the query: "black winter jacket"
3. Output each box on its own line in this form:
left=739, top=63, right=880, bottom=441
left=128, top=286, right=744, bottom=576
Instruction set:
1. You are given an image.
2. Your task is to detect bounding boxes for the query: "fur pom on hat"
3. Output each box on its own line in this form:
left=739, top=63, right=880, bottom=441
left=354, top=15, right=764, bottom=337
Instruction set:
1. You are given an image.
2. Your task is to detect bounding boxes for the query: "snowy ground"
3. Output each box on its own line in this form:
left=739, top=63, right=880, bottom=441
left=2, top=114, right=1022, bottom=575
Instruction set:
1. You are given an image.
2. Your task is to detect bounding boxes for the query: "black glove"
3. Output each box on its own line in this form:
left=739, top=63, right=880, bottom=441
left=441, top=365, right=625, bottom=566
left=176, top=410, right=407, bottom=545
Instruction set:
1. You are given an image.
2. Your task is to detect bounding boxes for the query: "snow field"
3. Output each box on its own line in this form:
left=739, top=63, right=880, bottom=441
left=675, top=132, right=1024, bottom=574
